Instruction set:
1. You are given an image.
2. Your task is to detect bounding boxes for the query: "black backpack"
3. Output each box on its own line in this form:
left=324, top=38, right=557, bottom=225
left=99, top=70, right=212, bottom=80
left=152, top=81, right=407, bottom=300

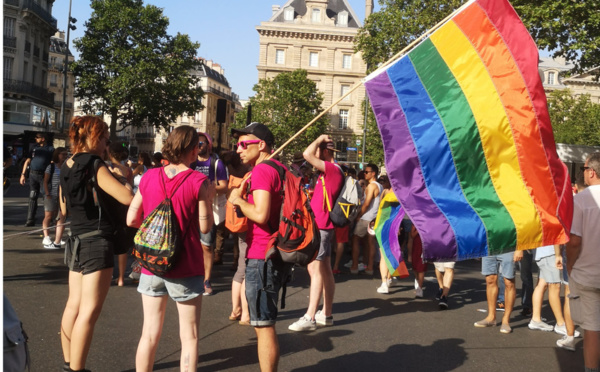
left=132, top=170, right=192, bottom=276
left=330, top=168, right=364, bottom=227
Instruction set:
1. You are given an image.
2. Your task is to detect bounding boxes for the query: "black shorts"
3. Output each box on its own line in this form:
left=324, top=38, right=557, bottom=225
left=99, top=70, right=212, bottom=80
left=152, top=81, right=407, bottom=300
left=66, top=236, right=114, bottom=274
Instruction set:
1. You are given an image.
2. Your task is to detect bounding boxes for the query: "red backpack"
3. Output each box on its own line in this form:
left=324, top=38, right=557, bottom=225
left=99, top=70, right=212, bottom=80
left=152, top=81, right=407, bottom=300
left=263, top=160, right=320, bottom=266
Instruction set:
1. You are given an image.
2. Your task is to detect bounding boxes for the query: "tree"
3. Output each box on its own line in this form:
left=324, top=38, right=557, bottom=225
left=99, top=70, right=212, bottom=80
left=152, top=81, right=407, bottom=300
left=233, top=69, right=328, bottom=158
left=360, top=98, right=385, bottom=166
left=512, top=0, right=600, bottom=76
left=73, top=0, right=204, bottom=138
left=548, top=90, right=600, bottom=146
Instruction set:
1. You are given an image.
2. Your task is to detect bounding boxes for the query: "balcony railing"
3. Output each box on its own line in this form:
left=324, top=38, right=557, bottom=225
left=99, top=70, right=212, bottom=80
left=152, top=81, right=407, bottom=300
left=205, top=87, right=232, bottom=101
left=5, top=0, right=19, bottom=6
left=22, top=0, right=58, bottom=29
left=54, top=101, right=73, bottom=109
left=4, top=36, right=17, bottom=48
left=4, top=78, right=55, bottom=105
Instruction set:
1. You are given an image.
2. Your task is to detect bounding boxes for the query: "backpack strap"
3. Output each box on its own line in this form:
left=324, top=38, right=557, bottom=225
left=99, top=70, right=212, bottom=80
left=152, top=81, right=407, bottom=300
left=160, top=169, right=193, bottom=199
left=261, top=160, right=286, bottom=233
left=210, top=155, right=217, bottom=183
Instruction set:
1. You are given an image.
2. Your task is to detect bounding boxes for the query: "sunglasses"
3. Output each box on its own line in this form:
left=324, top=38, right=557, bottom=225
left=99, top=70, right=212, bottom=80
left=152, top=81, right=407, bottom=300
left=237, top=140, right=261, bottom=150
left=198, top=141, right=205, bottom=147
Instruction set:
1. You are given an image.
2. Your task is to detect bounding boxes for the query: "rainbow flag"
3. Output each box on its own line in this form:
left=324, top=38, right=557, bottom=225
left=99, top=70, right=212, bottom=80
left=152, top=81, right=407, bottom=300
left=364, top=0, right=573, bottom=262
left=374, top=192, right=409, bottom=278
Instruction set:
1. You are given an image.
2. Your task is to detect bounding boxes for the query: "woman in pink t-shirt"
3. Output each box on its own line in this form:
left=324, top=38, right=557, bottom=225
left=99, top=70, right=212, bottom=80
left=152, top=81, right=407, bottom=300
left=127, top=126, right=213, bottom=372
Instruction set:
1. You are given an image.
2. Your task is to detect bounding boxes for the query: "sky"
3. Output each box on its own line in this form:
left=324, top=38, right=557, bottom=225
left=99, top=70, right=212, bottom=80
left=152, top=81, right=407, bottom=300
left=51, top=0, right=380, bottom=101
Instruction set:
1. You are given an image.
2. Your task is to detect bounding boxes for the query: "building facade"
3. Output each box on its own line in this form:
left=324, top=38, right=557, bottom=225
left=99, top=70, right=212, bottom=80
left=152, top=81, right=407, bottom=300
left=47, top=30, right=74, bottom=145
left=4, top=0, right=58, bottom=153
left=256, top=0, right=369, bottom=162
left=539, top=56, right=600, bottom=103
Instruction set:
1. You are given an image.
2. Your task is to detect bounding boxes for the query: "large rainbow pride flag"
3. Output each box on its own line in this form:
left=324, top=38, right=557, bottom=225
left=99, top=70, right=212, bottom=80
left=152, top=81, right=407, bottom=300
left=364, top=0, right=573, bottom=262
left=374, top=192, right=409, bottom=278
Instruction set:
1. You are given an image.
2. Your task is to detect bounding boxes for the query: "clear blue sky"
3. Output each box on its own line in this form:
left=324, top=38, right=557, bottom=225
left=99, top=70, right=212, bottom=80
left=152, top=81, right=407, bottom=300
left=51, top=0, right=380, bottom=101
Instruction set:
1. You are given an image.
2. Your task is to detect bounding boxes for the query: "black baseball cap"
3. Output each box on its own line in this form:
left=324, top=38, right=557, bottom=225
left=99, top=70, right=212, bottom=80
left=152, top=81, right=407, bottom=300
left=231, top=122, right=274, bottom=147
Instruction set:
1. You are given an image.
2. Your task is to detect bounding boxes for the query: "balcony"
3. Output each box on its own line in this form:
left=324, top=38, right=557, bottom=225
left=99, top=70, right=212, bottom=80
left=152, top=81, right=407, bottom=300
left=4, top=36, right=17, bottom=48
left=205, top=87, right=232, bottom=101
left=22, top=0, right=58, bottom=29
left=54, top=101, right=73, bottom=109
left=4, top=78, right=55, bottom=106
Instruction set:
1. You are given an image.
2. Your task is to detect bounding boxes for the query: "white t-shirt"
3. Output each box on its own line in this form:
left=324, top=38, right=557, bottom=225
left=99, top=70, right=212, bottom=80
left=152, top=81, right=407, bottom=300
left=570, top=184, right=600, bottom=288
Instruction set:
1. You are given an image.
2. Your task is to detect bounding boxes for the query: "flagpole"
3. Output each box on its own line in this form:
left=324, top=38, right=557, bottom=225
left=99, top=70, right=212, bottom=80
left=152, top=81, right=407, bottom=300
left=269, top=0, right=473, bottom=159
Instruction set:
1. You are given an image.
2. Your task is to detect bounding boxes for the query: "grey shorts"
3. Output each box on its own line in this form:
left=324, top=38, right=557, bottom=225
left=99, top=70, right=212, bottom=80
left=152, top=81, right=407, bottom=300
left=200, top=223, right=217, bottom=247
left=481, top=252, right=515, bottom=279
left=316, top=229, right=334, bottom=261
left=569, top=278, right=600, bottom=331
left=433, top=262, right=455, bottom=272
left=354, top=219, right=370, bottom=238
left=137, top=273, right=204, bottom=302
left=43, top=196, right=58, bottom=212
left=536, top=255, right=561, bottom=283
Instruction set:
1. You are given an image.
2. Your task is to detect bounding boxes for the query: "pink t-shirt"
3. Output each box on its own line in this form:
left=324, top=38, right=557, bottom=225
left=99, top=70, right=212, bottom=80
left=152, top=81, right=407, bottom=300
left=138, top=168, right=208, bottom=278
left=246, top=159, right=285, bottom=260
left=311, top=162, right=344, bottom=230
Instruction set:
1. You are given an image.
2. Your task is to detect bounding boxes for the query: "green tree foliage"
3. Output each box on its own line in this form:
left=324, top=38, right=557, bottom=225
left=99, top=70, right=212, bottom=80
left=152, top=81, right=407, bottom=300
left=233, top=69, right=328, bottom=159
left=73, top=0, right=204, bottom=138
left=512, top=0, right=600, bottom=76
left=548, top=90, right=600, bottom=146
left=360, top=99, right=385, bottom=166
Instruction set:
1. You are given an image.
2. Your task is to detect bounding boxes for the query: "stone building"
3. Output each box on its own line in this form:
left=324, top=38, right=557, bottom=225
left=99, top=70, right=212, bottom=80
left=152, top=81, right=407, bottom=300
left=4, top=0, right=58, bottom=153
left=256, top=0, right=370, bottom=162
left=539, top=56, right=600, bottom=103
left=47, top=30, right=74, bottom=145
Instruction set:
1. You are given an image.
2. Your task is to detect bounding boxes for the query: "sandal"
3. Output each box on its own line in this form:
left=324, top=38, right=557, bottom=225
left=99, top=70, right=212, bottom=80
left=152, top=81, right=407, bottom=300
left=203, top=280, right=214, bottom=296
left=229, top=313, right=241, bottom=321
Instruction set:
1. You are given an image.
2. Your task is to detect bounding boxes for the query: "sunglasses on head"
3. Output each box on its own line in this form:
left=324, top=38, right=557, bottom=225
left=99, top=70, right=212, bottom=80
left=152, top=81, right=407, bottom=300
left=237, top=140, right=261, bottom=150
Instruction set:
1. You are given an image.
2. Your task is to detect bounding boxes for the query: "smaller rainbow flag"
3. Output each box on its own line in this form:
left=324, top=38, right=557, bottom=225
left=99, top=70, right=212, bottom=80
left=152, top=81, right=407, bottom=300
left=374, top=192, right=409, bottom=278
left=364, top=0, right=572, bottom=262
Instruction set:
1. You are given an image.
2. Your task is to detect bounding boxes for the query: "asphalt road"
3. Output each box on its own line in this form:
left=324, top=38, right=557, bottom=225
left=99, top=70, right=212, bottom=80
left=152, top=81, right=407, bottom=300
left=3, top=182, right=583, bottom=371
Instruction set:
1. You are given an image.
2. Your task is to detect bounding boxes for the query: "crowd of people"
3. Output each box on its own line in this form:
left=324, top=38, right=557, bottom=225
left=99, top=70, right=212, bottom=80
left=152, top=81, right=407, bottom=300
left=14, top=116, right=600, bottom=372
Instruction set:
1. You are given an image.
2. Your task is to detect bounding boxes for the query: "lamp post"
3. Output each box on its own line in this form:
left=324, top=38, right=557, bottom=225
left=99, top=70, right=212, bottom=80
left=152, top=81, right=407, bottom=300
left=60, top=0, right=76, bottom=132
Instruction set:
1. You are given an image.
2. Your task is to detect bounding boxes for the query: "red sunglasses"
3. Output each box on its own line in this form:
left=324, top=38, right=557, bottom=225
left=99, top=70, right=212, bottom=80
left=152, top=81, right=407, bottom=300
left=237, top=140, right=261, bottom=149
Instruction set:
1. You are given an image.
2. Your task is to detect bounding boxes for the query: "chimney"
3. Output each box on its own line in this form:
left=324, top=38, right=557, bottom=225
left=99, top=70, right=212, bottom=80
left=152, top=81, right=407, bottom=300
left=365, top=0, right=373, bottom=18
left=272, top=5, right=280, bottom=16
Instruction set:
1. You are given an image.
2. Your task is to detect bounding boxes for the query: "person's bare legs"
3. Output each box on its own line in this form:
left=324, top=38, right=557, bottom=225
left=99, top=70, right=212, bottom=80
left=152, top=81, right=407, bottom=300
left=531, top=277, right=547, bottom=323
left=61, top=271, right=83, bottom=365
left=380, top=258, right=390, bottom=285
left=319, top=257, right=335, bottom=317
left=306, top=260, right=323, bottom=319
left=563, top=285, right=576, bottom=336
left=117, top=254, right=127, bottom=286
left=176, top=296, right=202, bottom=372
left=255, top=326, right=279, bottom=372
left=231, top=280, right=243, bottom=318
left=333, top=242, right=344, bottom=272
left=583, top=330, right=600, bottom=370
left=135, top=294, right=168, bottom=372
left=483, top=274, right=498, bottom=323
left=415, top=271, right=425, bottom=291
left=54, top=211, right=66, bottom=245
left=547, top=283, right=565, bottom=326
left=365, top=235, right=376, bottom=272
left=350, top=235, right=361, bottom=271
left=442, top=268, right=454, bottom=297
left=502, top=277, right=516, bottom=326
left=201, top=244, right=213, bottom=294
left=68, top=268, right=113, bottom=371
left=240, top=279, right=249, bottom=322
left=42, top=209, right=53, bottom=240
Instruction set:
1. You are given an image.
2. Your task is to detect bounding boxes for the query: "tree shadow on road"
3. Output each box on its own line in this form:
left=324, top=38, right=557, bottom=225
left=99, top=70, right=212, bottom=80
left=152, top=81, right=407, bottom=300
left=290, top=337, right=467, bottom=372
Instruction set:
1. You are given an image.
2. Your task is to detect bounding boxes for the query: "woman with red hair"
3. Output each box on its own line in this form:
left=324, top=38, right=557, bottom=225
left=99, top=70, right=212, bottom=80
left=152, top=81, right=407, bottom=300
left=59, top=116, right=133, bottom=372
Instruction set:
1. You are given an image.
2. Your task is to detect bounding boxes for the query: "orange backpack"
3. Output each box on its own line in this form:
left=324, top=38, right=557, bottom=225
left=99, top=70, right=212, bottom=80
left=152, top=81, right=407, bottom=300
left=225, top=173, right=250, bottom=233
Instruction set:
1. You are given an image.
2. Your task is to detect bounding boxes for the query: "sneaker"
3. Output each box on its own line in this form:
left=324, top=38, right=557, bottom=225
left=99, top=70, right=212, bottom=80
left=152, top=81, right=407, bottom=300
left=556, top=335, right=576, bottom=351
left=436, top=288, right=443, bottom=300
left=520, top=308, right=532, bottom=317
left=357, top=263, right=367, bottom=272
left=203, top=280, right=214, bottom=296
left=377, top=282, right=389, bottom=294
left=44, top=242, right=61, bottom=250
left=60, top=240, right=66, bottom=245
left=386, top=278, right=392, bottom=288
left=415, top=287, right=423, bottom=298
left=343, top=260, right=353, bottom=268
left=528, top=320, right=553, bottom=332
left=288, top=315, right=316, bottom=332
left=554, top=324, right=581, bottom=338
left=439, top=295, right=448, bottom=310
left=42, top=236, right=52, bottom=246
left=496, top=301, right=505, bottom=311
left=315, top=310, right=333, bottom=327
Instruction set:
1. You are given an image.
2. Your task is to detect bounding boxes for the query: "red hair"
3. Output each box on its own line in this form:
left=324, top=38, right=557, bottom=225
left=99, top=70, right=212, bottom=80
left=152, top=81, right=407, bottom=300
left=69, top=116, right=108, bottom=153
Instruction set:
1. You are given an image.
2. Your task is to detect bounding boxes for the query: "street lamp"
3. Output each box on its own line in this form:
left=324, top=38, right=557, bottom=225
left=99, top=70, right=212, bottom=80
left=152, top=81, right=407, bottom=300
left=60, top=0, right=76, bottom=132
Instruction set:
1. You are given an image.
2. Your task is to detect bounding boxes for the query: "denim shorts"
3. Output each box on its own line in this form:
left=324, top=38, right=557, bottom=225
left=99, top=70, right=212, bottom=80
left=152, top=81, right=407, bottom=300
left=316, top=229, right=334, bottom=261
left=66, top=236, right=114, bottom=275
left=200, top=224, right=217, bottom=247
left=481, top=252, right=515, bottom=279
left=137, top=273, right=204, bottom=302
left=536, top=255, right=561, bottom=283
left=245, top=259, right=287, bottom=327
left=561, top=249, right=569, bottom=284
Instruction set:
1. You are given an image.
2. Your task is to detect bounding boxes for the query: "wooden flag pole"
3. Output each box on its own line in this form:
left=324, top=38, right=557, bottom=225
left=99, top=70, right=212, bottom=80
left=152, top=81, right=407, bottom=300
left=269, top=0, right=472, bottom=159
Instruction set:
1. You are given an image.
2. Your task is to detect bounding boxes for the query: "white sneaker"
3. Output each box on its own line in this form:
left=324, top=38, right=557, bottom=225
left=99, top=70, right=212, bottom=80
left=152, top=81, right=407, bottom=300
left=415, top=287, right=424, bottom=298
left=343, top=260, right=353, bottom=268
left=44, top=242, right=61, bottom=250
left=386, top=278, right=392, bottom=288
left=556, top=335, right=576, bottom=351
left=315, top=310, right=333, bottom=327
left=357, top=263, right=367, bottom=272
left=42, top=236, right=52, bottom=246
left=528, top=320, right=554, bottom=332
left=414, top=279, right=419, bottom=290
left=554, top=324, right=581, bottom=338
left=377, top=282, right=389, bottom=294
left=60, top=240, right=66, bottom=245
left=288, top=315, right=316, bottom=332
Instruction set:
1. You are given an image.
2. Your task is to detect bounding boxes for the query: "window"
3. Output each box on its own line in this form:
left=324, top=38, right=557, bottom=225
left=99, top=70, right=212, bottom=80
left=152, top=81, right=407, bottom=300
left=312, top=8, right=320, bottom=23
left=342, top=54, right=352, bottom=69
left=337, top=11, right=348, bottom=27
left=4, top=17, right=16, bottom=37
left=32, top=66, right=37, bottom=86
left=341, top=85, right=350, bottom=101
left=275, top=49, right=285, bottom=64
left=284, top=6, right=294, bottom=21
left=339, top=109, right=349, bottom=129
left=3, top=57, right=13, bottom=79
left=50, top=74, right=57, bottom=86
left=548, top=71, right=556, bottom=85
left=309, top=52, right=319, bottom=67
left=336, top=141, right=348, bottom=153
